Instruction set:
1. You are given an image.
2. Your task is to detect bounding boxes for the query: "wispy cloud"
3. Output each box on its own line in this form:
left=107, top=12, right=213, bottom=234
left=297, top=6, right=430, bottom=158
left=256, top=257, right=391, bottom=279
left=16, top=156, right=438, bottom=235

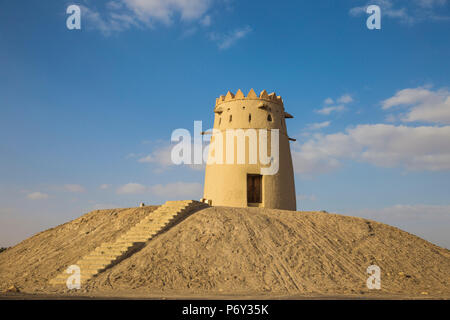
left=80, top=5, right=139, bottom=36
left=136, top=141, right=207, bottom=172
left=305, top=121, right=331, bottom=130
left=337, top=94, right=354, bottom=104
left=26, top=192, right=49, bottom=200
left=117, top=183, right=147, bottom=195
left=209, top=26, right=252, bottom=50
left=138, top=145, right=173, bottom=167
left=81, top=0, right=214, bottom=35
left=315, top=105, right=346, bottom=115
left=382, top=86, right=450, bottom=124
left=81, top=1, right=250, bottom=49
left=80, top=0, right=228, bottom=37
left=349, top=0, right=449, bottom=24
left=324, top=98, right=334, bottom=105
left=315, top=94, right=353, bottom=115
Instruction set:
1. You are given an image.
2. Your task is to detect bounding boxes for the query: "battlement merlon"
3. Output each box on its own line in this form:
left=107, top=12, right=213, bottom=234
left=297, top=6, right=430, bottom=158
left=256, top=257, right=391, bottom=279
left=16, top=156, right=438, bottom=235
left=214, top=89, right=294, bottom=119
left=215, top=88, right=283, bottom=106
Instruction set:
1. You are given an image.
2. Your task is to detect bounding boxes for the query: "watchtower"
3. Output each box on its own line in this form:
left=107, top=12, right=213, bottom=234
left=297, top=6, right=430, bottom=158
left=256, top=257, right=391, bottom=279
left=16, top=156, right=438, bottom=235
left=202, top=89, right=297, bottom=210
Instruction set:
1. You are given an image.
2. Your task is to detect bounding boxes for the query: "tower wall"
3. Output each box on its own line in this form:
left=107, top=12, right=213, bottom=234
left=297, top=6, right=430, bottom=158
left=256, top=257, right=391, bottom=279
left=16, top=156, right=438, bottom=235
left=203, top=89, right=297, bottom=211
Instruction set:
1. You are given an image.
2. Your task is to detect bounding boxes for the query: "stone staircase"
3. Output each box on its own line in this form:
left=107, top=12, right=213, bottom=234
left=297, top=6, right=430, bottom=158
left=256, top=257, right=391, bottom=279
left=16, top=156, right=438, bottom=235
left=49, top=200, right=208, bottom=286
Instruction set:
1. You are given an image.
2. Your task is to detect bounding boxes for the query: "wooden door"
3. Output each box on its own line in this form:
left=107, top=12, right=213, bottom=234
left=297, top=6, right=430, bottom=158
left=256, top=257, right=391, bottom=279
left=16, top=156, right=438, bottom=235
left=247, top=174, right=262, bottom=203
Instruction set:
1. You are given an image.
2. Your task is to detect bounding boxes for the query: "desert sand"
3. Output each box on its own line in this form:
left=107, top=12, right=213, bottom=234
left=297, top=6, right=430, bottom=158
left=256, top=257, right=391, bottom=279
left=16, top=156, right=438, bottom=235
left=0, top=205, right=449, bottom=299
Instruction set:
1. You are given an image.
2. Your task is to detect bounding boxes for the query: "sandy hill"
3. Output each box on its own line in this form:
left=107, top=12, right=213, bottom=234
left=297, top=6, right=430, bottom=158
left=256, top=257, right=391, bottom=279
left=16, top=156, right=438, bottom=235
left=0, top=205, right=449, bottom=299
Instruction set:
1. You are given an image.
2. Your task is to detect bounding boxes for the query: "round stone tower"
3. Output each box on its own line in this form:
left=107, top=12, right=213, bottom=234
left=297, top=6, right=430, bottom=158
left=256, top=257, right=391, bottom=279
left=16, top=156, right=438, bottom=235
left=202, top=89, right=297, bottom=210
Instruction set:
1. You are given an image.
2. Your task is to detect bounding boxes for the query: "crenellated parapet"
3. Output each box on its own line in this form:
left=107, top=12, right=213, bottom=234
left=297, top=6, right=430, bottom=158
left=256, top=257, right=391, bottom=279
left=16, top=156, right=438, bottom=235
left=215, top=89, right=284, bottom=107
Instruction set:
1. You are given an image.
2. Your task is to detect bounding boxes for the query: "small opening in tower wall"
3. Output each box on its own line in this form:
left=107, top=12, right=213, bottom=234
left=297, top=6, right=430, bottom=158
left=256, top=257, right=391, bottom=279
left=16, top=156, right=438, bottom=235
left=229, top=115, right=232, bottom=122
left=247, top=174, right=262, bottom=204
left=219, top=117, right=221, bottom=125
left=267, top=114, right=272, bottom=122
left=249, top=113, right=251, bottom=122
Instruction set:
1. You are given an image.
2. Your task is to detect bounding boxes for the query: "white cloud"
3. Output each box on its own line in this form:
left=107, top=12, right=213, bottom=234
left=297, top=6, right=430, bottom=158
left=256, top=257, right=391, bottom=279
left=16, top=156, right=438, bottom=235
left=138, top=145, right=173, bottom=167
left=382, top=87, right=450, bottom=124
left=414, top=0, right=447, bottom=8
left=324, top=98, right=334, bottom=105
left=117, top=183, right=147, bottom=194
left=136, top=141, right=207, bottom=172
left=316, top=94, right=353, bottom=115
left=349, top=0, right=414, bottom=24
left=305, top=121, right=331, bottom=130
left=200, top=14, right=211, bottom=26
left=123, top=0, right=212, bottom=25
left=27, top=192, right=49, bottom=200
left=116, top=182, right=147, bottom=194
left=64, top=184, right=85, bottom=193
left=349, top=0, right=449, bottom=24
left=209, top=26, right=252, bottom=50
left=81, top=5, right=138, bottom=35
left=99, top=184, right=111, bottom=190
left=292, top=124, right=450, bottom=176
left=337, top=94, right=354, bottom=104
left=315, top=105, right=346, bottom=115
left=82, top=0, right=214, bottom=35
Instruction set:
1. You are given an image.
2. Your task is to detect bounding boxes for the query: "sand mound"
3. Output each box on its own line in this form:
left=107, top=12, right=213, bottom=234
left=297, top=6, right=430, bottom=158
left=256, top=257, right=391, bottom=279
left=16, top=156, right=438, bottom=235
left=0, top=206, right=158, bottom=293
left=1, top=206, right=449, bottom=298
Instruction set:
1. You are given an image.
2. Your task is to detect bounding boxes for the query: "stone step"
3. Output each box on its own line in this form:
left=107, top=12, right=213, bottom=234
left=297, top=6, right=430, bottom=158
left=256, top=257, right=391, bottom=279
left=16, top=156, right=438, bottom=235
left=125, top=230, right=159, bottom=235
left=115, top=240, right=151, bottom=246
left=125, top=225, right=167, bottom=233
left=97, top=244, right=132, bottom=251
left=94, top=244, right=129, bottom=251
left=143, top=214, right=179, bottom=221
left=78, top=258, right=115, bottom=265
left=134, top=220, right=170, bottom=227
left=50, top=200, right=205, bottom=286
left=166, top=200, right=192, bottom=203
left=83, top=254, right=122, bottom=260
left=117, top=237, right=151, bottom=243
left=93, top=246, right=129, bottom=253
left=92, top=249, right=129, bottom=255
left=129, top=226, right=161, bottom=231
left=136, top=219, right=173, bottom=226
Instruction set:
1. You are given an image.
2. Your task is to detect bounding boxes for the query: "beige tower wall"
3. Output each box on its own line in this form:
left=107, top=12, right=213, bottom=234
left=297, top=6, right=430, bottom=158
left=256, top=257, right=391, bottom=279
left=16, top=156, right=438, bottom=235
left=203, top=89, right=297, bottom=211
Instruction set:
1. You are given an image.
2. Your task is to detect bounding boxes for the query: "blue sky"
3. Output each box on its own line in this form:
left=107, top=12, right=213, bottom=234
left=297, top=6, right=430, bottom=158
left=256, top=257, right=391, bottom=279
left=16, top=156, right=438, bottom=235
left=1, top=0, right=450, bottom=248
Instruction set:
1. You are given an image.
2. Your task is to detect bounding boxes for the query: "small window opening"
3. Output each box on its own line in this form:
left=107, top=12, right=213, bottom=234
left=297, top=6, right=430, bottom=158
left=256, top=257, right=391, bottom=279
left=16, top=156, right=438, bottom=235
left=249, top=114, right=252, bottom=122
left=267, top=114, right=272, bottom=122
left=229, top=115, right=232, bottom=122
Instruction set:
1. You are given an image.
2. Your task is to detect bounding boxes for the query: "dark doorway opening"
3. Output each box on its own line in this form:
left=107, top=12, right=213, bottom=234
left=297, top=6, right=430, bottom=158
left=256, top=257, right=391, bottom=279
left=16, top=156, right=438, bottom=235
left=247, top=174, right=262, bottom=204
